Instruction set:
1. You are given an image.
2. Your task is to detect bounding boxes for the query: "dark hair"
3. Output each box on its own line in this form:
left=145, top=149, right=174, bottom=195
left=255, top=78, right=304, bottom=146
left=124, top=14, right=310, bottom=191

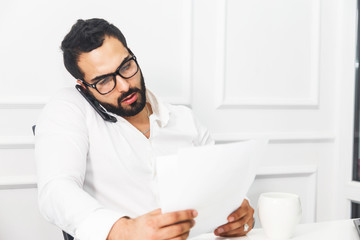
left=61, top=18, right=128, bottom=80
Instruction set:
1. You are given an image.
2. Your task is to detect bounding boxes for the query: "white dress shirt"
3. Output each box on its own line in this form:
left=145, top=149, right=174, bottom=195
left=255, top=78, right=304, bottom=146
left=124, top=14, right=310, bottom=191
left=35, top=87, right=214, bottom=240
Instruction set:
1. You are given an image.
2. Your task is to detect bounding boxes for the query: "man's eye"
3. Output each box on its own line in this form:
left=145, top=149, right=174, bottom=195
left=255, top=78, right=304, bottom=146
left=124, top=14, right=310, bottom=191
left=97, top=77, right=112, bottom=86
left=121, top=62, right=131, bottom=71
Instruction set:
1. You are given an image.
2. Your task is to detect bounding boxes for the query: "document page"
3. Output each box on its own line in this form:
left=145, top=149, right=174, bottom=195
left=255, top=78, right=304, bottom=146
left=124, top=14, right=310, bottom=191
left=156, top=139, right=267, bottom=238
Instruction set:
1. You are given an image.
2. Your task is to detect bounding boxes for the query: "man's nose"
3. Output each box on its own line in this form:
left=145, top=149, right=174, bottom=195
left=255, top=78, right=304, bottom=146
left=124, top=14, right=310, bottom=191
left=114, top=74, right=130, bottom=93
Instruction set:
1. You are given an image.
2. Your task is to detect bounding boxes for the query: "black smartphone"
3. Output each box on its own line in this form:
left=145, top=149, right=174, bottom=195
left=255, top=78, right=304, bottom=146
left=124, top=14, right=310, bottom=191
left=75, top=85, right=117, bottom=123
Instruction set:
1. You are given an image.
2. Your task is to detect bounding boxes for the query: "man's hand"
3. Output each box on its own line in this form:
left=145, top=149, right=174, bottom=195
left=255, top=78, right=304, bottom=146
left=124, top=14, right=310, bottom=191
left=214, top=199, right=254, bottom=237
left=107, top=208, right=197, bottom=240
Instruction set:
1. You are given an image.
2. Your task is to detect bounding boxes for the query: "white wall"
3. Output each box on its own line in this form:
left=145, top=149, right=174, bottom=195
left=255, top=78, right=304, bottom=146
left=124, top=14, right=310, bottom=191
left=0, top=0, right=357, bottom=239
left=191, top=0, right=356, bottom=226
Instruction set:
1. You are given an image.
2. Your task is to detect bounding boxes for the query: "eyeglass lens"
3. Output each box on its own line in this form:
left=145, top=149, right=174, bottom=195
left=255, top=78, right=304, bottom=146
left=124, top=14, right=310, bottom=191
left=96, top=59, right=138, bottom=94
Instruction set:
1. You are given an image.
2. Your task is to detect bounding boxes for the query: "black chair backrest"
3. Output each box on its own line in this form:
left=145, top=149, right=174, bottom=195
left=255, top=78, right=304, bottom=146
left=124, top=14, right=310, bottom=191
left=32, top=125, right=74, bottom=240
left=62, top=231, right=74, bottom=240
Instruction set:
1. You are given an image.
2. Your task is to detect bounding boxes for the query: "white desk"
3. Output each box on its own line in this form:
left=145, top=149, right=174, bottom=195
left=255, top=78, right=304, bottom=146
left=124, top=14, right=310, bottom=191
left=191, top=219, right=358, bottom=239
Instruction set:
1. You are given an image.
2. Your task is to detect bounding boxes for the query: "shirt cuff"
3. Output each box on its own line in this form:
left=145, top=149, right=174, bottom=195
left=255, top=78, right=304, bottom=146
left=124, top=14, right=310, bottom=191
left=75, top=209, right=123, bottom=240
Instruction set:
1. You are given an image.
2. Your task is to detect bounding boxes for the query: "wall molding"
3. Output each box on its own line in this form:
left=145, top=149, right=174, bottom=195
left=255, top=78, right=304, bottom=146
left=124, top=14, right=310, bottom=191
left=0, top=132, right=335, bottom=149
left=159, top=0, right=193, bottom=106
left=0, top=175, right=37, bottom=189
left=1, top=2, right=194, bottom=108
left=214, top=0, right=321, bottom=109
left=0, top=168, right=318, bottom=189
left=250, top=164, right=317, bottom=223
left=0, top=96, right=49, bottom=109
left=0, top=136, right=34, bottom=149
left=256, top=165, right=317, bottom=176
left=345, top=181, right=360, bottom=203
left=213, top=132, right=335, bottom=144
left=180, top=0, right=193, bottom=106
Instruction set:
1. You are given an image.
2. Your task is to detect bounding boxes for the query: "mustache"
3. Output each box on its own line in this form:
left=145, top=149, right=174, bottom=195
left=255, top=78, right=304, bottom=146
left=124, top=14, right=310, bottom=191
left=118, top=88, right=141, bottom=103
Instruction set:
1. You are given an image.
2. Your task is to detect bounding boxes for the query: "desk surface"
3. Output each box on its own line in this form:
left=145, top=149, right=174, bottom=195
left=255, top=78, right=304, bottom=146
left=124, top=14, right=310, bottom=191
left=191, top=219, right=358, bottom=240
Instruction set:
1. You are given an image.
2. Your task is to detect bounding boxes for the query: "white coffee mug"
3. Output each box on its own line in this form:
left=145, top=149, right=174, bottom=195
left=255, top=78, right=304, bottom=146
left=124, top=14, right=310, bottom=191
left=258, top=192, right=302, bottom=240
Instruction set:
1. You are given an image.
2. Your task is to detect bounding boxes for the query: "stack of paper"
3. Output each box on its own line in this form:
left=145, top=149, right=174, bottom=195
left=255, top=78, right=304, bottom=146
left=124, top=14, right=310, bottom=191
left=156, top=139, right=267, bottom=238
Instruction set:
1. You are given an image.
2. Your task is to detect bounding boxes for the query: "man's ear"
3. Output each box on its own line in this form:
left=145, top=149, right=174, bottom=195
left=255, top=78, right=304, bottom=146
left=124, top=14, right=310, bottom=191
left=77, top=80, right=86, bottom=89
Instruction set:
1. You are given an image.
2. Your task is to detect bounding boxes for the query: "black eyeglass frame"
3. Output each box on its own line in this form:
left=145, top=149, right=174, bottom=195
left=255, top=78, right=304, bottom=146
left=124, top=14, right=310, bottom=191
left=80, top=52, right=139, bottom=95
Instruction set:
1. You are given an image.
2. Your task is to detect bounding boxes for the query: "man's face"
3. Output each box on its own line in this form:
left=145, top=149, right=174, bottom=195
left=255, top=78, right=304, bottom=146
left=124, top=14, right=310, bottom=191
left=77, top=36, right=146, bottom=117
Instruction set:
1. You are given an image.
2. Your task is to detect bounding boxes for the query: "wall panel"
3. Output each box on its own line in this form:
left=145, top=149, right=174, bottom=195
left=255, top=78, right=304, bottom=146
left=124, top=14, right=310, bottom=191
left=218, top=0, right=320, bottom=108
left=0, top=188, right=62, bottom=240
left=248, top=172, right=317, bottom=228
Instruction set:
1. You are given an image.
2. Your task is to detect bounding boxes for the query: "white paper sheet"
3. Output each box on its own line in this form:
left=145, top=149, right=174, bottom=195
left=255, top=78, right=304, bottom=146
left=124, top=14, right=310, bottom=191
left=156, top=139, right=267, bottom=238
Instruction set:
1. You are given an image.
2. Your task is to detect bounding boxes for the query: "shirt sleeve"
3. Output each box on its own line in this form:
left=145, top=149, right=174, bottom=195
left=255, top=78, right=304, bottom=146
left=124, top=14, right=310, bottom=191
left=35, top=97, right=123, bottom=240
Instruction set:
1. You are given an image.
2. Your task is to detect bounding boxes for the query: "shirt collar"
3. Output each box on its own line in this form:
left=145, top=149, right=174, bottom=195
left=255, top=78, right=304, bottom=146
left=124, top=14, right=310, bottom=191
left=146, top=89, right=170, bottom=128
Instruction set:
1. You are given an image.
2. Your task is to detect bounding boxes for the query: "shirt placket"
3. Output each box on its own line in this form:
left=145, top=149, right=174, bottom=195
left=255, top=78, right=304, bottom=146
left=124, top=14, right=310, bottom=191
left=148, top=115, right=162, bottom=207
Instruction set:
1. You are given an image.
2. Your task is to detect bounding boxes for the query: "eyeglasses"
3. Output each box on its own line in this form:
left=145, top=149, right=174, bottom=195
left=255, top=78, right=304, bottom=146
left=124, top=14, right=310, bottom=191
left=81, top=54, right=139, bottom=95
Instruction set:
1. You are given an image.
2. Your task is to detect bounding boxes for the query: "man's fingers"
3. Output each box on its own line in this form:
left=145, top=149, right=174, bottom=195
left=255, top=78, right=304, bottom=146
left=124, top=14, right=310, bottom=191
left=171, top=231, right=190, bottom=240
left=215, top=220, right=242, bottom=235
left=215, top=214, right=252, bottom=235
left=217, top=217, right=254, bottom=237
left=228, top=207, right=247, bottom=222
left=158, top=220, right=195, bottom=239
left=228, top=200, right=254, bottom=222
left=241, top=198, right=249, bottom=206
left=149, top=208, right=162, bottom=216
left=215, top=200, right=255, bottom=237
left=157, top=209, right=197, bottom=227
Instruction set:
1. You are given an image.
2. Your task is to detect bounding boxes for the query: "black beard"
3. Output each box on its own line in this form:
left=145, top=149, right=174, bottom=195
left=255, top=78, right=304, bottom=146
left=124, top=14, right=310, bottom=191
left=92, top=73, right=147, bottom=118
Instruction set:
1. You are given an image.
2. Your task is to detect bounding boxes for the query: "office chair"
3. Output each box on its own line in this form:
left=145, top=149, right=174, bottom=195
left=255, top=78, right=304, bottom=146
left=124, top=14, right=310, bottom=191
left=62, top=231, right=74, bottom=240
left=32, top=125, right=74, bottom=240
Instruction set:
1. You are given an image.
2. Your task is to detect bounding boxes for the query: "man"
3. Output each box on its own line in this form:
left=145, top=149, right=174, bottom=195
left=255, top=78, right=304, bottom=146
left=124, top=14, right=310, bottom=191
left=35, top=18, right=254, bottom=240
